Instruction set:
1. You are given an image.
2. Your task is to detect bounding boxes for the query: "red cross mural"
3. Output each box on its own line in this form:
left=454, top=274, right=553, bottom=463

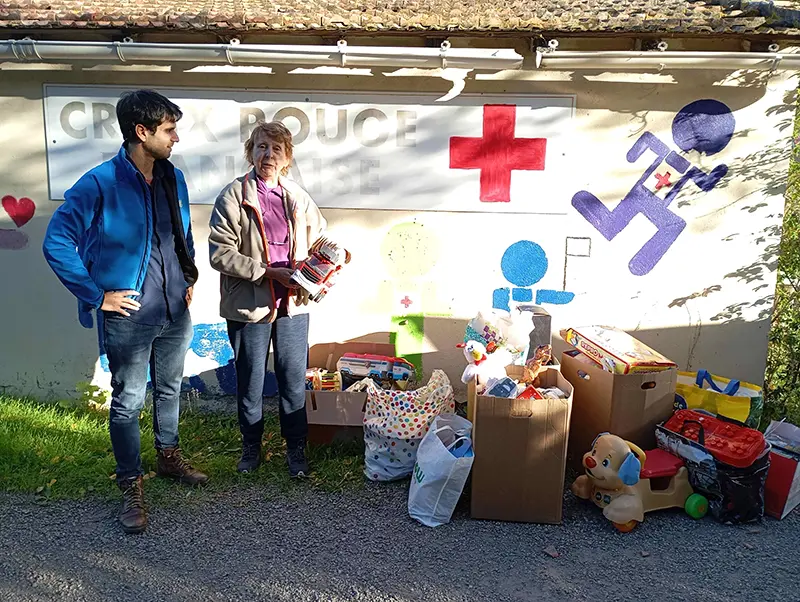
left=655, top=171, right=673, bottom=190
left=449, top=104, right=547, bottom=203
left=400, top=296, right=413, bottom=309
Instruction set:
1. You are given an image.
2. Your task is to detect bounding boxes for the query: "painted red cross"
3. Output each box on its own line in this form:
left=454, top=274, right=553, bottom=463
left=655, top=171, right=673, bottom=190
left=400, top=296, right=413, bottom=309
left=449, top=104, right=547, bottom=203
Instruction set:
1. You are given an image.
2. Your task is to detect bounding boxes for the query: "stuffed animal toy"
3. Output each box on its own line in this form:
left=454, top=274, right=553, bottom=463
left=519, top=344, right=552, bottom=385
left=571, top=433, right=646, bottom=528
left=456, top=340, right=512, bottom=389
left=570, top=432, right=704, bottom=532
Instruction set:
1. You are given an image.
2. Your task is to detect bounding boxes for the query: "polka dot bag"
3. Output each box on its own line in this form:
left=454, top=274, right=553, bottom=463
left=352, top=369, right=456, bottom=482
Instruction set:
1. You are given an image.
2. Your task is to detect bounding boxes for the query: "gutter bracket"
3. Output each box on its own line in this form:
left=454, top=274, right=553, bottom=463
left=440, top=39, right=450, bottom=69
left=113, top=41, right=127, bottom=63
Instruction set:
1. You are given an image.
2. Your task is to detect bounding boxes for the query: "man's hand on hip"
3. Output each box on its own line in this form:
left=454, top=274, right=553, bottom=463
left=186, top=286, right=194, bottom=307
left=101, top=291, right=141, bottom=317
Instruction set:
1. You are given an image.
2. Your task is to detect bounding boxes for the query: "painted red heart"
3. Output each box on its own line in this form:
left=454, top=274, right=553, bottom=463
left=2, top=195, right=35, bottom=228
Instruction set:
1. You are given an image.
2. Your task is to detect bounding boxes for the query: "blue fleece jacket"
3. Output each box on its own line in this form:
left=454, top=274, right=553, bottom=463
left=43, top=145, right=197, bottom=328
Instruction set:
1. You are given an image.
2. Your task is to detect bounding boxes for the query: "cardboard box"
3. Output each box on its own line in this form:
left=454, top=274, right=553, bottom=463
left=561, top=349, right=677, bottom=471
left=764, top=420, right=800, bottom=520
left=466, top=359, right=559, bottom=424
left=561, top=326, right=677, bottom=374
left=469, top=366, right=574, bottom=524
left=305, top=342, right=395, bottom=445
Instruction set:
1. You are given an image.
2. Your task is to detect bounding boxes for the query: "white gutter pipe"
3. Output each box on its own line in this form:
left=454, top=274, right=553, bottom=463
left=0, top=39, right=523, bottom=70
left=3, top=38, right=798, bottom=73
left=536, top=47, right=800, bottom=71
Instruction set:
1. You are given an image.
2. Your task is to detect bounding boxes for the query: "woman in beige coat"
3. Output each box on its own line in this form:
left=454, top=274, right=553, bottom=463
left=209, top=120, right=326, bottom=476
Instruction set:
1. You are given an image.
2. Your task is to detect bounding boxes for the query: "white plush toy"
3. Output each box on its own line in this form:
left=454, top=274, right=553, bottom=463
left=456, top=340, right=512, bottom=388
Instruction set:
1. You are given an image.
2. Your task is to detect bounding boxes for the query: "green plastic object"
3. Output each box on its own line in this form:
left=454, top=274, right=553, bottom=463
left=685, top=493, right=709, bottom=519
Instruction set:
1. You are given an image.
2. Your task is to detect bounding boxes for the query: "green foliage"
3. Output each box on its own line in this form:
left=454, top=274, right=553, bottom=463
left=75, top=380, right=110, bottom=408
left=765, top=104, right=800, bottom=426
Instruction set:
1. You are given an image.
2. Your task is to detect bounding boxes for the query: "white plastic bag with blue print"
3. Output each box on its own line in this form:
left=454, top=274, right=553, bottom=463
left=408, top=413, right=475, bottom=527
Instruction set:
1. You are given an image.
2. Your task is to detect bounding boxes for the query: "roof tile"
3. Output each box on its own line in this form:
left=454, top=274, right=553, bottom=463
left=0, top=0, right=796, bottom=35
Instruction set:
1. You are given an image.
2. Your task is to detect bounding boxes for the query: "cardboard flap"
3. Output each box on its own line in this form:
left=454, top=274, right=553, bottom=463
left=305, top=390, right=367, bottom=426
left=308, top=341, right=396, bottom=371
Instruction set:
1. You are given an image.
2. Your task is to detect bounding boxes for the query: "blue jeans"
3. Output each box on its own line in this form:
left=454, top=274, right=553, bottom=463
left=227, top=312, right=309, bottom=445
left=103, top=309, right=192, bottom=482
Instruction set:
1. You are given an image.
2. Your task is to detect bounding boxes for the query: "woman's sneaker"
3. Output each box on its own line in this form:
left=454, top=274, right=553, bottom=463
left=237, top=442, right=262, bottom=473
left=286, top=438, right=309, bottom=478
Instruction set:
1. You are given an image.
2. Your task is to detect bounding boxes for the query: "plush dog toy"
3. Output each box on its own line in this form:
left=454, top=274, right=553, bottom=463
left=570, top=433, right=647, bottom=526
left=572, top=432, right=706, bottom=531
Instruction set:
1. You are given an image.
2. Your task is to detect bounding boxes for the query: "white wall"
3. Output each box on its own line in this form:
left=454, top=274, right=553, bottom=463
left=0, top=42, right=795, bottom=400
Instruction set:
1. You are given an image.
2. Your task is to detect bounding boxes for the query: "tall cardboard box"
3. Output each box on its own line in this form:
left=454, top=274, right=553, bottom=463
left=305, top=342, right=395, bottom=445
left=561, top=350, right=677, bottom=471
left=469, top=366, right=573, bottom=524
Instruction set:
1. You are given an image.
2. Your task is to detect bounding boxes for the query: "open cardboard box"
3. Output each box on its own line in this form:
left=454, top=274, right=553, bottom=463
left=560, top=349, right=677, bottom=471
left=468, top=365, right=574, bottom=524
left=305, top=341, right=395, bottom=445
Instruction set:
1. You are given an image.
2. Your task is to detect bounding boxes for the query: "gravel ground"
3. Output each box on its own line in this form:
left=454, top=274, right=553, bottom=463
left=0, top=481, right=798, bottom=602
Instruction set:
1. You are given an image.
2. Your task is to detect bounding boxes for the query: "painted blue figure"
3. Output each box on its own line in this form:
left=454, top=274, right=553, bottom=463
left=97, top=321, right=278, bottom=396
left=492, top=240, right=574, bottom=311
left=572, top=99, right=734, bottom=276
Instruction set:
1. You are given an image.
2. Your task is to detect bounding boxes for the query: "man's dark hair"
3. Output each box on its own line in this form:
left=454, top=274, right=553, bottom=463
left=116, top=89, right=183, bottom=144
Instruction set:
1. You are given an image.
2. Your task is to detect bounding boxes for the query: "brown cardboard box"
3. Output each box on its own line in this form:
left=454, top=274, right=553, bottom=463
left=305, top=342, right=395, bottom=445
left=465, top=359, right=559, bottom=424
left=469, top=366, right=574, bottom=524
left=561, top=349, right=677, bottom=471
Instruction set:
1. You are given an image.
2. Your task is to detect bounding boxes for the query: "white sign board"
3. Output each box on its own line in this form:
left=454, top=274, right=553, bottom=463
left=43, top=85, right=574, bottom=213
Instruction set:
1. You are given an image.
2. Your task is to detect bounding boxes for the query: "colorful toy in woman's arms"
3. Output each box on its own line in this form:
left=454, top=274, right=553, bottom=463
left=291, top=236, right=352, bottom=303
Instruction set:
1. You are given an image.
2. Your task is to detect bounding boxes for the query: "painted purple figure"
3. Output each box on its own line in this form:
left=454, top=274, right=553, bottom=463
left=572, top=99, right=734, bottom=276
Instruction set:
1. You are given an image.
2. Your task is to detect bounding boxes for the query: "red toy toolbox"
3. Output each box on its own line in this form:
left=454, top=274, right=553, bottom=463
left=663, top=409, right=766, bottom=468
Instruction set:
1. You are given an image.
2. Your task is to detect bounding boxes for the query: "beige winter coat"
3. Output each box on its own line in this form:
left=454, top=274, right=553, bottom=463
left=208, top=169, right=327, bottom=323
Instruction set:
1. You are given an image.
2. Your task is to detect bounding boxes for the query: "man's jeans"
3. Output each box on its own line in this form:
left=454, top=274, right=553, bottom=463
left=103, top=310, right=192, bottom=482
left=227, top=312, right=309, bottom=445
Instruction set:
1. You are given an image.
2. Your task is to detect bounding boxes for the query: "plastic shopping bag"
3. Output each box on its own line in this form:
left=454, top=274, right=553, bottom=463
left=408, top=413, right=475, bottom=527
left=464, top=308, right=533, bottom=365
left=676, top=369, right=763, bottom=428
left=353, top=369, right=455, bottom=482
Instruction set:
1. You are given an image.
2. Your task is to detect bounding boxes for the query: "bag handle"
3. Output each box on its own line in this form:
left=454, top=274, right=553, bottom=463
left=446, top=436, right=470, bottom=450
left=434, top=424, right=471, bottom=439
left=695, top=369, right=740, bottom=396
left=679, top=419, right=705, bottom=446
left=446, top=436, right=473, bottom=458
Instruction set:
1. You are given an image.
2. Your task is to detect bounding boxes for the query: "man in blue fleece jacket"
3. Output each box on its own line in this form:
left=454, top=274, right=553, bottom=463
left=43, top=89, right=208, bottom=534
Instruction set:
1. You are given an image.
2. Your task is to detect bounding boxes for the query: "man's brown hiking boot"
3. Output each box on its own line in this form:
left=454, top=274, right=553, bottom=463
left=118, top=476, right=147, bottom=534
left=156, top=447, right=209, bottom=486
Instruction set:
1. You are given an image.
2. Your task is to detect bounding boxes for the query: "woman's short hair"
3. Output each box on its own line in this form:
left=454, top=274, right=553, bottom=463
left=244, top=120, right=294, bottom=175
